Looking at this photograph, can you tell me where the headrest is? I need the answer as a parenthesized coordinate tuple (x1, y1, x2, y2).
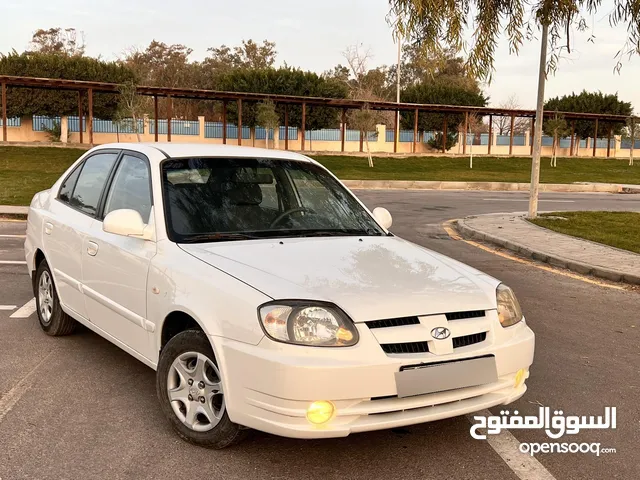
(227, 182, 263, 206)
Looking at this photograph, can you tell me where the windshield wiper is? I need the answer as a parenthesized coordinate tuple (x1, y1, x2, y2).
(180, 233, 262, 243)
(281, 229, 381, 238)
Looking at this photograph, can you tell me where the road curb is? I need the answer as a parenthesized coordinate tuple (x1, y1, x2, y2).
(455, 216, 640, 285)
(342, 180, 634, 193)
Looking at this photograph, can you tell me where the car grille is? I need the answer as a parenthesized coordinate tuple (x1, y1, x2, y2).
(380, 332, 487, 355)
(366, 317, 420, 329)
(445, 310, 485, 321)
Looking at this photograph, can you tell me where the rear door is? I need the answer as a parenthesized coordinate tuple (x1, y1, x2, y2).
(81, 151, 156, 360)
(43, 151, 120, 320)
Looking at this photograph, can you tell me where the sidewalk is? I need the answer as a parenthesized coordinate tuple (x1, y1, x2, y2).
(0, 205, 28, 216)
(457, 213, 640, 284)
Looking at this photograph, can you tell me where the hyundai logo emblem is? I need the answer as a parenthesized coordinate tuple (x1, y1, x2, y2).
(431, 327, 451, 340)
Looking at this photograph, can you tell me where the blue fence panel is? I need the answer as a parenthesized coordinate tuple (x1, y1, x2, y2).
(33, 116, 61, 131)
(255, 127, 275, 140)
(385, 130, 394, 143)
(345, 129, 360, 142)
(423, 131, 436, 142)
(620, 139, 640, 149)
(479, 133, 490, 145)
(279, 126, 298, 141)
(0, 117, 21, 127)
(204, 122, 251, 139)
(399, 130, 414, 143)
(67, 116, 86, 132)
(150, 119, 199, 136)
(496, 134, 525, 146)
(595, 138, 615, 149)
(93, 118, 144, 133)
(305, 129, 341, 141)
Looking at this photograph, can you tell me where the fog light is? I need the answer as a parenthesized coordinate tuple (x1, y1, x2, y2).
(306, 400, 335, 425)
(514, 368, 528, 388)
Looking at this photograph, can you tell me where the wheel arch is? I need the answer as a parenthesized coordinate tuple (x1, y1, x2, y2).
(159, 309, 211, 354)
(31, 248, 47, 295)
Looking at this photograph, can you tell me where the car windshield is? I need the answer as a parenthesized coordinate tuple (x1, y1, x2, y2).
(161, 157, 385, 243)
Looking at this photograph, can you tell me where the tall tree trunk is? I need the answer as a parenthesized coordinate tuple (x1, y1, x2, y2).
(630, 127, 635, 166)
(365, 135, 373, 167)
(469, 130, 473, 169)
(133, 114, 141, 143)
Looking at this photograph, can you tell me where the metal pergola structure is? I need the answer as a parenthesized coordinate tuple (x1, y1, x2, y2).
(0, 74, 633, 157)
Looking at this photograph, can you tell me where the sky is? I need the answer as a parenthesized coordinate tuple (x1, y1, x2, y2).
(1, 0, 639, 111)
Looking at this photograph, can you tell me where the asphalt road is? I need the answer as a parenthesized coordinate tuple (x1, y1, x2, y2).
(0, 190, 639, 480)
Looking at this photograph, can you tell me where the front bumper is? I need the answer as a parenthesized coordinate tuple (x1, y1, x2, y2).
(211, 320, 535, 439)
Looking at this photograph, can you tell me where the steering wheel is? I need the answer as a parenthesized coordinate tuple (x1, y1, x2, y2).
(269, 207, 316, 228)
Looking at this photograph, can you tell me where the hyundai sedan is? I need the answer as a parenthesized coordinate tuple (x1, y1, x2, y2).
(25, 143, 535, 448)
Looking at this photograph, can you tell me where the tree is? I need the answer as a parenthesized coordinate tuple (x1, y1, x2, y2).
(493, 95, 529, 135)
(29, 28, 85, 57)
(115, 81, 146, 142)
(255, 101, 279, 149)
(0, 51, 135, 118)
(466, 113, 484, 168)
(623, 116, 639, 166)
(204, 40, 276, 72)
(543, 113, 569, 167)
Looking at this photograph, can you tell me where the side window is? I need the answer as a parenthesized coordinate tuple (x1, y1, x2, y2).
(58, 164, 82, 203)
(70, 153, 118, 216)
(104, 154, 152, 222)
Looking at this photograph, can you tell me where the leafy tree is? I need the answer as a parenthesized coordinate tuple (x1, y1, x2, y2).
(543, 113, 569, 167)
(115, 81, 146, 142)
(29, 27, 85, 57)
(204, 40, 276, 72)
(623, 116, 639, 166)
(544, 91, 632, 143)
(0, 51, 135, 118)
(493, 95, 529, 135)
(255, 100, 279, 149)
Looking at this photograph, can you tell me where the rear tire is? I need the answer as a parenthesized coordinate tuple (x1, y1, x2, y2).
(35, 260, 76, 336)
(156, 330, 247, 448)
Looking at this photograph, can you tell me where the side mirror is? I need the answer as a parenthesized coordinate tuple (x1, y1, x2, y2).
(103, 209, 153, 240)
(372, 207, 392, 230)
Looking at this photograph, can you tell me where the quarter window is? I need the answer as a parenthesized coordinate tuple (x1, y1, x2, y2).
(58, 164, 82, 203)
(70, 153, 118, 216)
(104, 154, 152, 222)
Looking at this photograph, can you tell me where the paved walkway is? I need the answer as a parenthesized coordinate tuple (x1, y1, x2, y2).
(0, 205, 28, 215)
(457, 213, 640, 284)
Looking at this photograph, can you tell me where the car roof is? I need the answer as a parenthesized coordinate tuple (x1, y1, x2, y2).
(91, 143, 316, 164)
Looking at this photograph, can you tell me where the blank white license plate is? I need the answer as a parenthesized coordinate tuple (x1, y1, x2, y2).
(394, 355, 498, 398)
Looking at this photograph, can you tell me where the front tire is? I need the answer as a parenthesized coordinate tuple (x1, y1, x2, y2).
(35, 260, 76, 336)
(156, 330, 246, 448)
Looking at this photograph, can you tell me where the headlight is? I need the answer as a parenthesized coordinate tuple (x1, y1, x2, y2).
(496, 284, 523, 327)
(258, 302, 359, 347)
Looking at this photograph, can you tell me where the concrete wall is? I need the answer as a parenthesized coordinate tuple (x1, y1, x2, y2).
(0, 115, 631, 158)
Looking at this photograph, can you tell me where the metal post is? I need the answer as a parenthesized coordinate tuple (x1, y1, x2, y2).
(167, 95, 172, 142)
(442, 117, 447, 153)
(222, 101, 227, 145)
(530, 119, 535, 155)
(78, 90, 84, 144)
(463, 112, 468, 155)
(301, 102, 306, 151)
(284, 104, 289, 151)
(413, 108, 418, 154)
(87, 88, 93, 146)
(607, 125, 612, 158)
(237, 99, 242, 146)
(488, 114, 492, 155)
(393, 109, 399, 153)
(341, 108, 346, 152)
(1, 82, 6, 142)
(359, 130, 364, 152)
(592, 118, 598, 157)
(154, 96, 158, 142)
(570, 121, 575, 156)
(509, 114, 515, 155)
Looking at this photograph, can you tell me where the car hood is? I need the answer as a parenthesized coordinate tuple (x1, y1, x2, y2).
(180, 236, 499, 322)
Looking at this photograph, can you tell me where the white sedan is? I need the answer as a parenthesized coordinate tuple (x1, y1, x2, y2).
(25, 143, 534, 448)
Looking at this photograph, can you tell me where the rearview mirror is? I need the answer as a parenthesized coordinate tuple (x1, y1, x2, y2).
(372, 207, 392, 230)
(103, 209, 153, 240)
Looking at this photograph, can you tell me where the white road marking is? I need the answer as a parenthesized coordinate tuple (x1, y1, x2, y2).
(0, 234, 26, 238)
(10, 298, 36, 318)
(482, 199, 575, 203)
(0, 260, 27, 265)
(0, 305, 16, 311)
(467, 410, 557, 480)
(0, 350, 56, 425)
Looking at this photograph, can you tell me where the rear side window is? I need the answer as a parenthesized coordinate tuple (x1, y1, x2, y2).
(58, 164, 82, 203)
(104, 154, 152, 222)
(70, 153, 118, 216)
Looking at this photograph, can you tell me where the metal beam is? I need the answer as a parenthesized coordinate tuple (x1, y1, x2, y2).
(341, 108, 346, 153)
(1, 82, 6, 142)
(154, 96, 158, 142)
(78, 90, 84, 144)
(237, 99, 242, 146)
(87, 88, 93, 146)
(607, 125, 612, 158)
(284, 104, 289, 151)
(488, 114, 492, 155)
(570, 121, 575, 156)
(301, 102, 306, 151)
(413, 108, 418, 154)
(393, 110, 398, 153)
(463, 112, 468, 155)
(222, 101, 227, 145)
(442, 117, 447, 153)
(509, 114, 515, 155)
(167, 95, 172, 142)
(593, 118, 598, 157)
(359, 130, 364, 152)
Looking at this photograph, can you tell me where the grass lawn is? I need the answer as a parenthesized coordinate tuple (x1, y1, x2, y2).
(1, 146, 639, 205)
(313, 155, 640, 184)
(530, 211, 640, 254)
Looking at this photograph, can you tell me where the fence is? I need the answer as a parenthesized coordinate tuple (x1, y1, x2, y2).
(204, 122, 251, 139)
(0, 117, 21, 127)
(149, 119, 199, 136)
(93, 118, 144, 134)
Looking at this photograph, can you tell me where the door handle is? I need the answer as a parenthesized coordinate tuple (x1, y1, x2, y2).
(87, 241, 99, 256)
(44, 222, 53, 235)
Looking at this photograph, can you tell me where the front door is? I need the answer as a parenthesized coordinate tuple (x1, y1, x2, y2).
(81, 152, 156, 360)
